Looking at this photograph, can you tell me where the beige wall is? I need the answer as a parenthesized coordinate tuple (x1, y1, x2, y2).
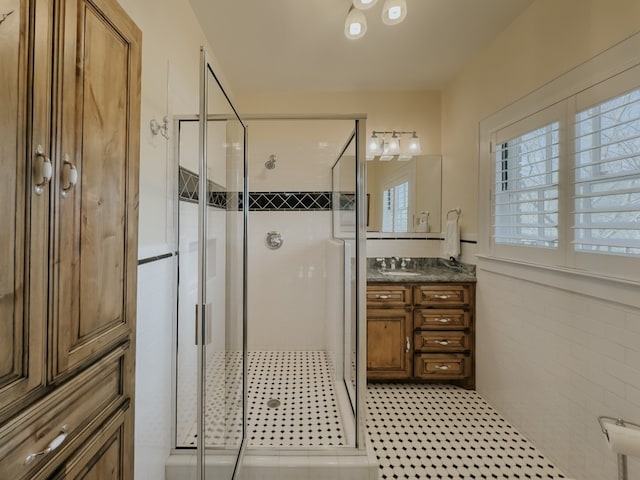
(441, 0, 640, 235)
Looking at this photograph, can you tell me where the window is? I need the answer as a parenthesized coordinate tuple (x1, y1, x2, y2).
(494, 121, 560, 248)
(382, 180, 409, 232)
(480, 38, 640, 281)
(574, 86, 640, 256)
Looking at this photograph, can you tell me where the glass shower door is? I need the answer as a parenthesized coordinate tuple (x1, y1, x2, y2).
(196, 48, 247, 480)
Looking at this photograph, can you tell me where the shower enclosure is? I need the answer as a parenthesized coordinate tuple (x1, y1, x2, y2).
(168, 49, 369, 480)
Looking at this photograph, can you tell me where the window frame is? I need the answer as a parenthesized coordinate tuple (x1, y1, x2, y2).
(479, 37, 640, 283)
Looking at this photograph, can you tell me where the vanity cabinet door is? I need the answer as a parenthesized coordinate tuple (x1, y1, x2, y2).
(367, 308, 413, 379)
(0, 0, 53, 421)
(51, 0, 141, 380)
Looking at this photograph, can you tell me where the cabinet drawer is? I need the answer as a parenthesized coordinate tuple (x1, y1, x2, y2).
(367, 285, 411, 307)
(0, 346, 128, 480)
(414, 331, 470, 352)
(414, 354, 471, 380)
(414, 285, 470, 307)
(414, 309, 470, 330)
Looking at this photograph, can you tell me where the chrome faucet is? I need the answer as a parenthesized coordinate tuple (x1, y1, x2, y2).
(390, 257, 400, 270)
(376, 257, 387, 269)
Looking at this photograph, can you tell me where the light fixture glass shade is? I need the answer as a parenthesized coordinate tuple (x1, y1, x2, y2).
(345, 7, 367, 40)
(353, 0, 378, 10)
(367, 134, 382, 155)
(387, 133, 401, 155)
(382, 0, 407, 25)
(406, 132, 422, 154)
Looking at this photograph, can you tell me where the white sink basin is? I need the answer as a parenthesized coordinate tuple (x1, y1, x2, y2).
(381, 270, 421, 276)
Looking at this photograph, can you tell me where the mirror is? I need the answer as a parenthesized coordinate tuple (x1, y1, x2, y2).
(366, 155, 442, 234)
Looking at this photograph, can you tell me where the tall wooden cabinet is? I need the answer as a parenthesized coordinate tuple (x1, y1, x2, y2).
(0, 0, 141, 478)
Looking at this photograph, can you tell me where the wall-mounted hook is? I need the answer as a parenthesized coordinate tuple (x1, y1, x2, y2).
(150, 116, 169, 139)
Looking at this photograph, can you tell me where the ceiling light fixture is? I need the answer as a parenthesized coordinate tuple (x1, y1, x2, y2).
(366, 130, 422, 161)
(353, 0, 378, 10)
(344, 0, 408, 40)
(382, 0, 407, 25)
(345, 6, 367, 40)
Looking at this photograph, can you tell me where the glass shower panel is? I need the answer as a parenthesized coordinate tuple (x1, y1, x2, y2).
(332, 133, 357, 413)
(197, 49, 246, 480)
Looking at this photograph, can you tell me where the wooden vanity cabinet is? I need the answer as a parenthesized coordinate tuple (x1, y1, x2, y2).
(367, 282, 475, 389)
(0, 0, 140, 478)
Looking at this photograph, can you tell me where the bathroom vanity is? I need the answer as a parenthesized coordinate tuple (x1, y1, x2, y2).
(366, 258, 476, 389)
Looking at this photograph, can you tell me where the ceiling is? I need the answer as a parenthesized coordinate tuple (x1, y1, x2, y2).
(189, 0, 534, 93)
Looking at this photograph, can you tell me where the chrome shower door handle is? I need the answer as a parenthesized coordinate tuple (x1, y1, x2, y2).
(266, 231, 283, 250)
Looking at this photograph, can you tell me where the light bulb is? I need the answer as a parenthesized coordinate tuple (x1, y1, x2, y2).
(382, 0, 407, 25)
(353, 0, 378, 10)
(388, 133, 400, 155)
(407, 132, 422, 154)
(345, 7, 367, 40)
(368, 134, 382, 155)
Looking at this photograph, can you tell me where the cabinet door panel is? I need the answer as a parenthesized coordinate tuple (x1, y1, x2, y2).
(367, 308, 412, 379)
(53, 0, 141, 379)
(0, 0, 51, 420)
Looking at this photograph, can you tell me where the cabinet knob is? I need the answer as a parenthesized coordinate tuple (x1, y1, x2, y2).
(25, 425, 68, 465)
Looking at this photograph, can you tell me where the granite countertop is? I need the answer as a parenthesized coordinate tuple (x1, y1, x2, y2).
(367, 257, 476, 283)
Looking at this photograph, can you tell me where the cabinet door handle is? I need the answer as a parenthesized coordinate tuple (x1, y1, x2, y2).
(435, 339, 450, 346)
(60, 154, 78, 198)
(375, 294, 390, 299)
(435, 364, 450, 371)
(437, 318, 451, 324)
(405, 336, 411, 353)
(33, 144, 52, 195)
(433, 294, 451, 300)
(25, 425, 68, 465)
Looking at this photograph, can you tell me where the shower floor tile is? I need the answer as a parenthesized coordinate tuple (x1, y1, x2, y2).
(182, 350, 345, 448)
(367, 383, 567, 479)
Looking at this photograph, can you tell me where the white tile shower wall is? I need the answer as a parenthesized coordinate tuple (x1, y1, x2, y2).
(476, 268, 640, 480)
(248, 211, 331, 350)
(325, 239, 345, 374)
(135, 257, 175, 480)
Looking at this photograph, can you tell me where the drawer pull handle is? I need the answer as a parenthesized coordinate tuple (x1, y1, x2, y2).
(435, 340, 450, 346)
(437, 318, 451, 323)
(375, 294, 391, 299)
(405, 336, 411, 353)
(25, 425, 68, 465)
(433, 294, 452, 300)
(435, 364, 450, 371)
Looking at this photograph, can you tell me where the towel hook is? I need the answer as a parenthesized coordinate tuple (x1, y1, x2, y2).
(446, 207, 461, 220)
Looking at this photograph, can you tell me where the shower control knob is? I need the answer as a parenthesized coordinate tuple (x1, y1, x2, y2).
(266, 231, 283, 250)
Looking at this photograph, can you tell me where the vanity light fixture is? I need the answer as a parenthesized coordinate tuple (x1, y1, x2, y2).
(344, 0, 408, 40)
(367, 130, 422, 160)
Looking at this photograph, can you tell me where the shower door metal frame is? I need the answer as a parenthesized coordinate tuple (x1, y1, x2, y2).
(239, 114, 368, 450)
(196, 47, 248, 480)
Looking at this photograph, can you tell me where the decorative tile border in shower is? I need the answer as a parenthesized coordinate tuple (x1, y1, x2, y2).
(179, 166, 358, 212)
(248, 191, 331, 211)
